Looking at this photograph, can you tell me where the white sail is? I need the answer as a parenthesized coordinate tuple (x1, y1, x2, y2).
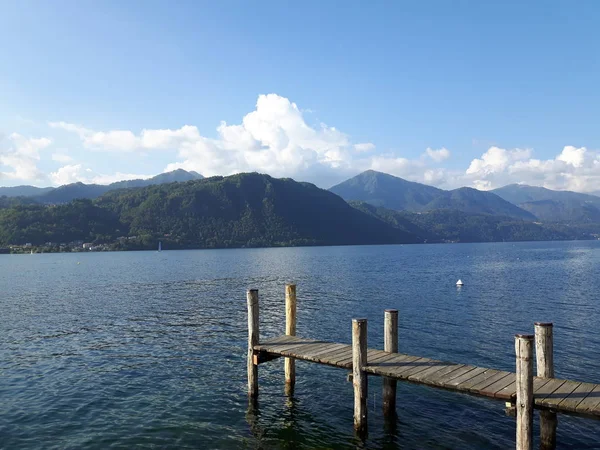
(456, 279, 463, 286)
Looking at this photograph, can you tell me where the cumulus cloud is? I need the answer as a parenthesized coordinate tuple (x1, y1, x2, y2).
(42, 93, 600, 192)
(0, 133, 52, 182)
(425, 147, 450, 162)
(354, 143, 376, 153)
(49, 164, 153, 186)
(52, 152, 73, 163)
(462, 145, 600, 192)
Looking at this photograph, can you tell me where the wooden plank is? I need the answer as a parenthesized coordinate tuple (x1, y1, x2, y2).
(397, 358, 445, 380)
(558, 382, 597, 412)
(366, 349, 388, 362)
(495, 380, 517, 400)
(407, 362, 456, 382)
(372, 356, 422, 378)
(442, 367, 488, 390)
(256, 335, 298, 346)
(540, 380, 580, 409)
(288, 343, 343, 362)
(303, 343, 348, 360)
(368, 350, 404, 365)
(274, 340, 330, 356)
(459, 369, 502, 392)
(534, 378, 567, 407)
(418, 364, 466, 386)
(255, 336, 307, 352)
(322, 346, 353, 364)
(252, 333, 600, 417)
(470, 371, 511, 394)
(381, 357, 430, 379)
(290, 342, 338, 357)
(452, 367, 491, 391)
(429, 365, 477, 388)
(478, 373, 515, 398)
(575, 385, 600, 414)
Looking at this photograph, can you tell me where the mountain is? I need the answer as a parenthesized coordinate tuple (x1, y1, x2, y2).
(0, 173, 419, 248)
(330, 170, 442, 210)
(351, 202, 598, 243)
(0, 186, 54, 197)
(492, 184, 600, 222)
(330, 170, 534, 220)
(34, 169, 204, 204)
(424, 187, 536, 220)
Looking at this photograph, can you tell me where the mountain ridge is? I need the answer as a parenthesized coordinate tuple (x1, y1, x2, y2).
(330, 170, 535, 220)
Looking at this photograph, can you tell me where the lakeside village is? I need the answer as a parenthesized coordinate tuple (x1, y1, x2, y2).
(0, 236, 162, 254)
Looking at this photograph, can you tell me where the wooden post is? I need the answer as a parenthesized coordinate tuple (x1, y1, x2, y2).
(535, 322, 557, 450)
(383, 309, 398, 417)
(352, 318, 368, 436)
(515, 334, 534, 450)
(285, 284, 297, 394)
(247, 289, 259, 397)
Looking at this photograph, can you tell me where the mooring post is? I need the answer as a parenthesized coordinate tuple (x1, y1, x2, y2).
(535, 322, 557, 450)
(247, 289, 259, 397)
(515, 334, 534, 450)
(285, 284, 297, 395)
(383, 309, 398, 417)
(352, 318, 368, 436)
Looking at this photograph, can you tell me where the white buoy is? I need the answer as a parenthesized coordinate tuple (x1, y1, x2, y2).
(456, 279, 464, 286)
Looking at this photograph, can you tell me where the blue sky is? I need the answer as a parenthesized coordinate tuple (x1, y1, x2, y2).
(2, 1, 600, 191)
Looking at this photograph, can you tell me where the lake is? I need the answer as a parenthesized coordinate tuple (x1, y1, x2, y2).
(1, 241, 600, 449)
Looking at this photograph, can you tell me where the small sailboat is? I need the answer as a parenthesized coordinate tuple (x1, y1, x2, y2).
(158, 241, 162, 252)
(456, 279, 464, 286)
(30, 249, 33, 255)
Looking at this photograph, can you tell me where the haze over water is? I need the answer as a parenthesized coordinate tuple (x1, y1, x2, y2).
(2, 241, 600, 449)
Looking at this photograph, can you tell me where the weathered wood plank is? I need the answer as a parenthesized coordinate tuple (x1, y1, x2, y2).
(534, 378, 567, 406)
(398, 358, 446, 380)
(458, 369, 501, 392)
(575, 385, 600, 414)
(540, 381, 580, 409)
(452, 367, 492, 391)
(558, 382, 597, 412)
(429, 365, 477, 388)
(252, 334, 600, 416)
(478, 373, 516, 398)
(407, 362, 456, 382)
(418, 364, 466, 386)
(469, 371, 512, 394)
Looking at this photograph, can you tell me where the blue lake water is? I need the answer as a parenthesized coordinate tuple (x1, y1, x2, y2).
(1, 241, 600, 449)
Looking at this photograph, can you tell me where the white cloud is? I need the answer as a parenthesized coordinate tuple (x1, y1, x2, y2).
(49, 164, 153, 186)
(425, 147, 450, 162)
(354, 143, 376, 153)
(0, 133, 52, 182)
(52, 152, 73, 163)
(461, 145, 600, 192)
(41, 94, 600, 193)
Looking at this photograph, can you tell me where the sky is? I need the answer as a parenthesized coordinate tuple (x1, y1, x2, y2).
(2, 0, 600, 192)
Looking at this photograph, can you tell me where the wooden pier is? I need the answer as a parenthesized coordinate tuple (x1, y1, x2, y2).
(247, 286, 600, 449)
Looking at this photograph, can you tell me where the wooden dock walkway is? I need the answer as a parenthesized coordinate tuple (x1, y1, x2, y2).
(246, 286, 600, 449)
(254, 335, 600, 416)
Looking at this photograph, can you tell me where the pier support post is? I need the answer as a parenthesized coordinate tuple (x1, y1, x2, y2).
(383, 309, 398, 417)
(247, 289, 259, 397)
(515, 334, 534, 450)
(352, 318, 368, 436)
(535, 322, 557, 450)
(285, 284, 297, 395)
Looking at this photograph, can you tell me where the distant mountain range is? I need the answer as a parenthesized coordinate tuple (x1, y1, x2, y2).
(2, 169, 600, 250)
(0, 169, 203, 204)
(329, 170, 535, 220)
(491, 184, 600, 223)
